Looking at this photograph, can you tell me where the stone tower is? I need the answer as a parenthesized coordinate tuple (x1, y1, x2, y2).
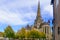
(51, 0, 60, 40)
(34, 0, 43, 29)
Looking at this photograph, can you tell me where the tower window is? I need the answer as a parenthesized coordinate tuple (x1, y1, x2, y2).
(47, 27, 49, 34)
(58, 27, 60, 34)
(45, 27, 46, 33)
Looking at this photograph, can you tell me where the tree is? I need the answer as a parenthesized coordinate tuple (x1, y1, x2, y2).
(16, 28, 26, 39)
(4, 25, 15, 40)
(40, 32, 46, 38)
(25, 30, 30, 38)
(29, 29, 41, 38)
(29, 29, 46, 40)
(39, 32, 46, 40)
(0, 32, 4, 37)
(16, 27, 46, 40)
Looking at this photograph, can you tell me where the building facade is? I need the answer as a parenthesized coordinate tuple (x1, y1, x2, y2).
(34, 0, 52, 40)
(51, 0, 60, 40)
(26, 0, 52, 40)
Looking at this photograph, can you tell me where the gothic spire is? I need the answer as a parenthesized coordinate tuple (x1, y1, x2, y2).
(37, 0, 40, 17)
(34, 0, 42, 29)
(36, 0, 41, 19)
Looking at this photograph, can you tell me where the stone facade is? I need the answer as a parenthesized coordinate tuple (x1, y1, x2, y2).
(26, 0, 52, 40)
(51, 0, 60, 40)
(39, 23, 52, 40)
(34, 1, 43, 29)
(34, 0, 52, 40)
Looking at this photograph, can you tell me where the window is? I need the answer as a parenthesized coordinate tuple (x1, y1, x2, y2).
(45, 27, 46, 33)
(47, 27, 49, 34)
(44, 26, 49, 34)
(58, 27, 60, 34)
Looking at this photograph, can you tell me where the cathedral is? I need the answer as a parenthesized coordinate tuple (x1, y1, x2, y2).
(25, 0, 52, 40)
(51, 0, 60, 40)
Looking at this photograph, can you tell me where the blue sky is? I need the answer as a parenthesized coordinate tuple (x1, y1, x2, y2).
(0, 0, 53, 32)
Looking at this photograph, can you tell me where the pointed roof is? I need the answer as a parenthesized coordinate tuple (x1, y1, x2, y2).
(37, 0, 41, 17)
(34, 0, 43, 28)
(35, 0, 42, 22)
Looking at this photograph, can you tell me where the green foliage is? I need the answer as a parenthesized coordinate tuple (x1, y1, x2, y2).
(29, 29, 41, 38)
(25, 31, 30, 38)
(39, 32, 46, 38)
(14, 34, 19, 39)
(16, 28, 26, 39)
(0, 32, 4, 37)
(16, 28, 46, 39)
(4, 26, 46, 39)
(4, 25, 15, 38)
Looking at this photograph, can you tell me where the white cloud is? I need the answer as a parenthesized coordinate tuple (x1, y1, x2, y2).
(0, 0, 38, 25)
(0, 10, 23, 25)
(44, 5, 53, 17)
(0, 0, 38, 8)
(0, 8, 36, 25)
(40, 0, 53, 18)
(0, 0, 53, 26)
